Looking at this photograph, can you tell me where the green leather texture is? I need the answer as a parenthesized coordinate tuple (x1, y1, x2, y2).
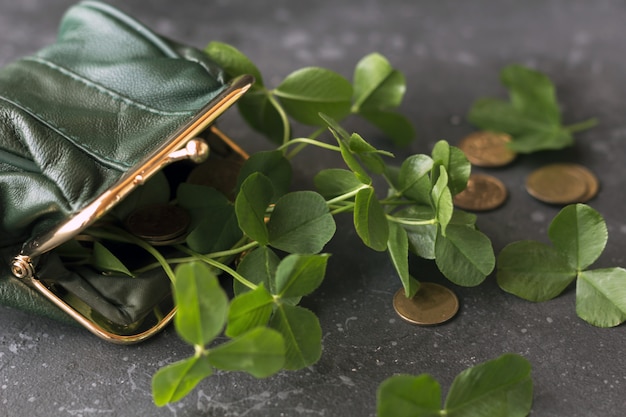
(0, 1, 229, 325)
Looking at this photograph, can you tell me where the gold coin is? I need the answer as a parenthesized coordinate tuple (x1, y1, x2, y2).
(453, 173, 507, 211)
(125, 204, 191, 245)
(392, 283, 459, 326)
(458, 131, 517, 167)
(525, 163, 598, 205)
(571, 164, 599, 203)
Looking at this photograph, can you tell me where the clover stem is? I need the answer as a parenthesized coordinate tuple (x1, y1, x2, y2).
(86, 227, 177, 282)
(278, 138, 341, 159)
(325, 184, 371, 206)
(565, 117, 598, 133)
(176, 245, 259, 290)
(267, 92, 291, 146)
(387, 215, 437, 226)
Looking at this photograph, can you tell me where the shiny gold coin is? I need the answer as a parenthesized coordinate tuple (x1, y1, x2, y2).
(125, 204, 191, 245)
(186, 158, 243, 201)
(572, 164, 599, 203)
(458, 131, 517, 167)
(525, 163, 598, 204)
(453, 173, 507, 211)
(392, 283, 459, 326)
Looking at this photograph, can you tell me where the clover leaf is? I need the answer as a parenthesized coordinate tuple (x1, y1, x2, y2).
(468, 64, 597, 153)
(377, 354, 533, 417)
(498, 204, 626, 327)
(274, 67, 353, 125)
(352, 52, 415, 146)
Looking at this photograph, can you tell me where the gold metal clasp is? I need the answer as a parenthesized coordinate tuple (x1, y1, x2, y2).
(10, 75, 253, 344)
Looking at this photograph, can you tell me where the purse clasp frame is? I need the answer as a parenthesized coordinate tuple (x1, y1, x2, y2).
(10, 74, 253, 344)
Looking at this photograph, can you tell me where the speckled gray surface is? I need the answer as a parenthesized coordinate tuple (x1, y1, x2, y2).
(1, 0, 626, 416)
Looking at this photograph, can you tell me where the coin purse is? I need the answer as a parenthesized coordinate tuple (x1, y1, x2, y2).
(0, 1, 252, 343)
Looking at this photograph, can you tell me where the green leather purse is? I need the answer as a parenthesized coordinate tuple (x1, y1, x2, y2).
(0, 1, 252, 343)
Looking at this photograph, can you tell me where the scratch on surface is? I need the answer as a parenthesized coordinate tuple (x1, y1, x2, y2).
(196, 387, 325, 416)
(344, 316, 357, 330)
(126, 364, 138, 391)
(60, 407, 114, 416)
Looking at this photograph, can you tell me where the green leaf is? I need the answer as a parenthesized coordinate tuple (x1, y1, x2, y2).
(90, 242, 134, 277)
(444, 353, 533, 417)
(497, 240, 576, 302)
(225, 284, 275, 337)
(235, 172, 274, 245)
(234, 246, 280, 295)
(321, 113, 372, 184)
(354, 187, 389, 251)
(548, 204, 608, 271)
(376, 354, 533, 417)
(177, 184, 242, 254)
(348, 132, 388, 174)
(387, 220, 419, 298)
(431, 141, 470, 196)
(500, 64, 560, 124)
(507, 128, 573, 153)
(236, 150, 292, 200)
(467, 65, 594, 153)
(468, 98, 538, 136)
(377, 374, 442, 417)
(435, 225, 494, 287)
(204, 41, 264, 88)
(576, 268, 626, 327)
(352, 52, 406, 112)
(274, 254, 330, 299)
(207, 327, 285, 378)
(431, 166, 453, 235)
(314, 168, 363, 198)
(237, 91, 288, 144)
(152, 356, 213, 407)
(267, 191, 336, 253)
(338, 136, 372, 184)
(269, 304, 322, 370)
(274, 67, 353, 125)
(397, 154, 434, 195)
(361, 110, 416, 146)
(174, 262, 228, 346)
(393, 205, 437, 259)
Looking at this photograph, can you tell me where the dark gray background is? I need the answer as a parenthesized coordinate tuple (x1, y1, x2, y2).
(1, 0, 626, 416)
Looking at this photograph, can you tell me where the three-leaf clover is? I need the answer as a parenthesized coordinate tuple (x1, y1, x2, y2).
(497, 203, 626, 327)
(377, 353, 533, 417)
(468, 64, 597, 153)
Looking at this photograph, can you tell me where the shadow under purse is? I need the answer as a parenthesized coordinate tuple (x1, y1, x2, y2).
(0, 1, 253, 343)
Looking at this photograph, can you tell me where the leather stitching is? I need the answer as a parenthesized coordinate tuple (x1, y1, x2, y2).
(0, 94, 132, 171)
(23, 57, 193, 117)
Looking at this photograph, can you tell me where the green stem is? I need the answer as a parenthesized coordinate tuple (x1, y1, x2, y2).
(565, 117, 598, 133)
(277, 138, 341, 157)
(86, 227, 177, 282)
(267, 91, 291, 147)
(176, 245, 259, 291)
(325, 184, 370, 206)
(387, 215, 437, 226)
(330, 204, 356, 215)
(283, 127, 330, 159)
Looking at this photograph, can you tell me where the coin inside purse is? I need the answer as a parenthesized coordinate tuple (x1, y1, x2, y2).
(18, 125, 248, 344)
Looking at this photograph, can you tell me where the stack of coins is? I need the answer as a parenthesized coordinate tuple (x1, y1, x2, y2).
(525, 163, 599, 204)
(455, 131, 514, 211)
(125, 204, 191, 246)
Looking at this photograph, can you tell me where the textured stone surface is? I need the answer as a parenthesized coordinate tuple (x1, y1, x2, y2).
(1, 1, 626, 416)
